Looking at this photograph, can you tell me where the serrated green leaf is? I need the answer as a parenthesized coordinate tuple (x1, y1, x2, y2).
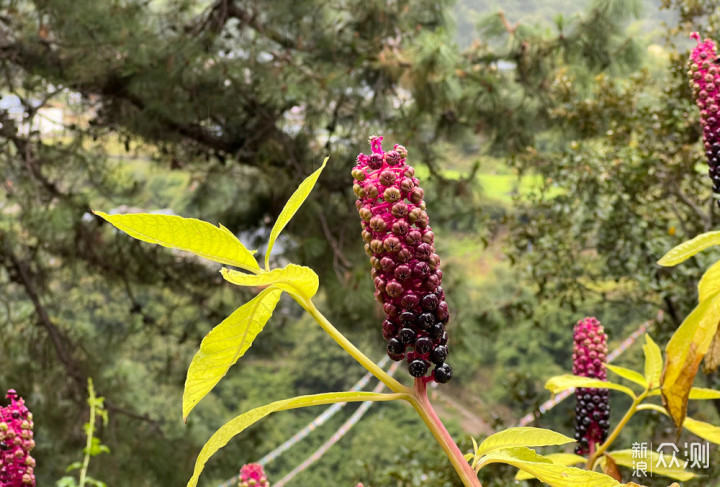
(94, 212, 259, 272)
(222, 264, 319, 300)
(265, 157, 328, 270)
(658, 231, 720, 267)
(515, 453, 586, 480)
(699, 259, 720, 302)
(606, 365, 647, 388)
(474, 427, 574, 458)
(639, 403, 720, 444)
(662, 290, 720, 429)
(608, 449, 695, 481)
(545, 374, 636, 399)
(478, 447, 619, 486)
(183, 288, 282, 420)
(187, 391, 400, 487)
(643, 334, 663, 389)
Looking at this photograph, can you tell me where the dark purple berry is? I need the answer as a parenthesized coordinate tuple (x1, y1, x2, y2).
(387, 338, 404, 355)
(430, 345, 448, 364)
(417, 312, 435, 330)
(409, 360, 428, 377)
(421, 294, 439, 311)
(415, 337, 433, 354)
(434, 363, 453, 383)
(398, 327, 416, 344)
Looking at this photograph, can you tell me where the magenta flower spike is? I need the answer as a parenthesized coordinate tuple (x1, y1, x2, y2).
(0, 390, 35, 487)
(572, 317, 610, 456)
(689, 32, 720, 205)
(352, 136, 452, 383)
(238, 463, 269, 487)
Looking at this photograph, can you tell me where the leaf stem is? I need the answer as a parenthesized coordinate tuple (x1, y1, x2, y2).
(586, 388, 649, 470)
(409, 379, 483, 487)
(303, 299, 409, 394)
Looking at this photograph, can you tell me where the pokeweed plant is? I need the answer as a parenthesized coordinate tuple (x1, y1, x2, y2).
(94, 138, 720, 487)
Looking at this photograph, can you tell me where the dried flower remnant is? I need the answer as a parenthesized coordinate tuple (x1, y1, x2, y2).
(689, 32, 720, 206)
(572, 317, 610, 456)
(0, 390, 35, 487)
(353, 136, 452, 383)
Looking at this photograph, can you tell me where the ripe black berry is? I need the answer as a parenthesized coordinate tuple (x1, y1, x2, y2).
(430, 345, 448, 364)
(387, 338, 404, 355)
(434, 363, 453, 383)
(414, 337, 433, 354)
(398, 327, 416, 344)
(408, 360, 428, 377)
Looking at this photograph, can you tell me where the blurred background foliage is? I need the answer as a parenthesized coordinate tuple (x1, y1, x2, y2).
(2, 0, 720, 485)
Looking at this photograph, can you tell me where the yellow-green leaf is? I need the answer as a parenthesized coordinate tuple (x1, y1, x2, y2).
(608, 449, 695, 481)
(643, 334, 663, 389)
(94, 212, 259, 272)
(687, 387, 720, 400)
(606, 365, 647, 388)
(265, 157, 328, 270)
(699, 259, 720, 302)
(222, 264, 319, 300)
(479, 447, 619, 486)
(662, 290, 720, 429)
(515, 453, 586, 480)
(474, 427, 574, 458)
(545, 374, 636, 399)
(703, 328, 720, 373)
(183, 288, 282, 420)
(187, 391, 400, 487)
(658, 231, 720, 267)
(638, 403, 720, 444)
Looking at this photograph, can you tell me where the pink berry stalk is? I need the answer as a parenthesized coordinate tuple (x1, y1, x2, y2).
(238, 463, 269, 487)
(689, 32, 720, 205)
(0, 390, 35, 487)
(352, 136, 452, 383)
(572, 317, 609, 455)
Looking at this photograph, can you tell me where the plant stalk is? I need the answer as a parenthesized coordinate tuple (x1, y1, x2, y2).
(410, 379, 483, 487)
(78, 379, 96, 487)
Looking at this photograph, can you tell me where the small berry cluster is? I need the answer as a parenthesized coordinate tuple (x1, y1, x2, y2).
(238, 463, 269, 487)
(0, 390, 35, 487)
(572, 317, 610, 456)
(353, 136, 452, 383)
(689, 32, 720, 206)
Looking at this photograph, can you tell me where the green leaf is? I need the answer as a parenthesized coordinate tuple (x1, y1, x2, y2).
(545, 374, 636, 399)
(94, 212, 259, 272)
(474, 427, 574, 458)
(606, 365, 647, 388)
(638, 403, 720, 444)
(699, 259, 720, 302)
(265, 157, 328, 270)
(183, 288, 282, 420)
(642, 334, 663, 389)
(662, 290, 720, 429)
(187, 390, 400, 487)
(478, 447, 619, 486)
(607, 449, 695, 481)
(222, 264, 319, 300)
(515, 453, 586, 480)
(658, 231, 720, 267)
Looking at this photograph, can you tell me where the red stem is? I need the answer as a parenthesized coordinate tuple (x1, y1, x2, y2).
(412, 379, 483, 487)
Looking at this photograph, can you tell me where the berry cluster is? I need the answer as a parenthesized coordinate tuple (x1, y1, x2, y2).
(572, 317, 610, 456)
(689, 32, 720, 206)
(353, 136, 452, 383)
(0, 390, 35, 487)
(238, 463, 269, 487)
